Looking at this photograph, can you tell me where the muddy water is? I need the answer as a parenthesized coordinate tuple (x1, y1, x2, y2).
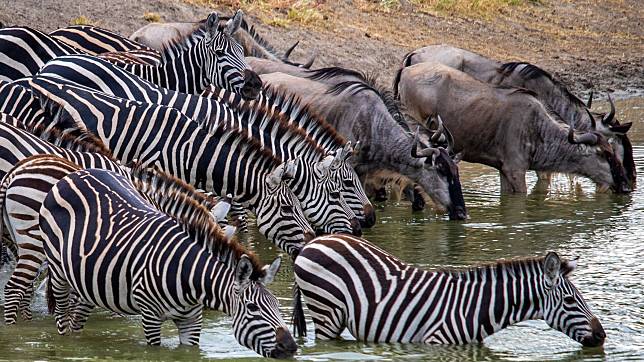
(0, 98, 643, 361)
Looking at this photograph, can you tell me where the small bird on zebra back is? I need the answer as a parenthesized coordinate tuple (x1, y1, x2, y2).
(292, 234, 606, 347)
(39, 168, 297, 358)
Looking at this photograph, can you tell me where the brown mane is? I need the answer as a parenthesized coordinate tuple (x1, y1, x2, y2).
(129, 165, 265, 278)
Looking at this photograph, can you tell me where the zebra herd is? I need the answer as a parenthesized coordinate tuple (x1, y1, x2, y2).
(0, 8, 612, 358)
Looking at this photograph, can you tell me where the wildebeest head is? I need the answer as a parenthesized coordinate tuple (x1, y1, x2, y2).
(568, 108, 631, 194)
(585, 94, 636, 188)
(411, 117, 467, 220)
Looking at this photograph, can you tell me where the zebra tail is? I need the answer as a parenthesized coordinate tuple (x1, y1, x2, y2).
(291, 280, 307, 338)
(290, 247, 307, 337)
(46, 270, 55, 314)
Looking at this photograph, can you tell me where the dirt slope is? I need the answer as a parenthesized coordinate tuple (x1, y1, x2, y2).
(0, 0, 641, 96)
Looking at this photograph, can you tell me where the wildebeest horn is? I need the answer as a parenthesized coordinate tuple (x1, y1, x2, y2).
(568, 128, 599, 146)
(283, 41, 299, 60)
(301, 52, 316, 69)
(586, 90, 593, 109)
(602, 93, 615, 125)
(411, 127, 440, 159)
(430, 115, 445, 143)
(585, 108, 597, 130)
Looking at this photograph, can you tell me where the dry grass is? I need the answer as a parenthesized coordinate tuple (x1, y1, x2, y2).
(70, 15, 93, 26)
(183, 0, 327, 28)
(143, 12, 162, 22)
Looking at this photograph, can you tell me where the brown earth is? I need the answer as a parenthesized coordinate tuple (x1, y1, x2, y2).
(0, 0, 642, 97)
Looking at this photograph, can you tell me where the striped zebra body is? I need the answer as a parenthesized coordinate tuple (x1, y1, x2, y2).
(39, 168, 296, 357)
(49, 25, 161, 63)
(293, 234, 606, 347)
(0, 80, 46, 127)
(0, 26, 79, 82)
(29, 78, 314, 256)
(36, 54, 373, 228)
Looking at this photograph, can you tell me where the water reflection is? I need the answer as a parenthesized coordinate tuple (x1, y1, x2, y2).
(0, 97, 642, 361)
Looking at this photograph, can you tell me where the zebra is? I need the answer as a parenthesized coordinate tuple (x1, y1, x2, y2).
(39, 168, 297, 357)
(0, 11, 259, 98)
(292, 234, 606, 347)
(28, 78, 315, 256)
(28, 62, 358, 236)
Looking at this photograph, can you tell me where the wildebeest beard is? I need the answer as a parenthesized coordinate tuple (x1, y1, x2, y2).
(619, 135, 636, 188)
(434, 148, 467, 219)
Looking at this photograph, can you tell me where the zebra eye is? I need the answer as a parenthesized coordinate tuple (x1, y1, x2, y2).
(343, 180, 353, 187)
(246, 303, 260, 312)
(330, 191, 341, 198)
(563, 296, 575, 305)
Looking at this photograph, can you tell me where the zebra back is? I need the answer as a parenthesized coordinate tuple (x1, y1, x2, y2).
(49, 25, 160, 58)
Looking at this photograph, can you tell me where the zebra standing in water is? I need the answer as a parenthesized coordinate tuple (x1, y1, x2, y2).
(293, 235, 606, 347)
(39, 168, 297, 357)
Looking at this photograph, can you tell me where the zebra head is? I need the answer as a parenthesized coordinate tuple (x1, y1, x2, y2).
(332, 142, 376, 228)
(258, 160, 315, 257)
(541, 252, 606, 347)
(232, 256, 297, 358)
(203, 11, 262, 100)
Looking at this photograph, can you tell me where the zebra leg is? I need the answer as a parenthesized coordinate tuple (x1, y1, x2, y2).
(308, 305, 346, 340)
(49, 275, 72, 335)
(140, 308, 163, 345)
(70, 299, 95, 332)
(3, 277, 26, 324)
(19, 284, 34, 321)
(174, 313, 203, 345)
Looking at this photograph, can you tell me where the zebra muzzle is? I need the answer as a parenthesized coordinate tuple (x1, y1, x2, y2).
(241, 69, 262, 100)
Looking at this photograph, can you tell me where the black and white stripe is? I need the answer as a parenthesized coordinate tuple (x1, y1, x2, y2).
(33, 56, 356, 234)
(39, 167, 296, 357)
(28, 77, 315, 256)
(293, 234, 606, 347)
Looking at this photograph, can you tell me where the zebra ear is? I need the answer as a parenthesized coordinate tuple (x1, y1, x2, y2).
(235, 255, 254, 288)
(205, 12, 220, 38)
(260, 257, 281, 285)
(224, 10, 243, 36)
(316, 154, 335, 173)
(266, 163, 286, 188)
(210, 200, 231, 222)
(544, 252, 561, 284)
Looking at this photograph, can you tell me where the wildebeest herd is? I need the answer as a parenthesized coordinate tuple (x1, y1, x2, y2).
(0, 8, 628, 357)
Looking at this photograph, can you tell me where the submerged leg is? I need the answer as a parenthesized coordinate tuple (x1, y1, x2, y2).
(141, 308, 163, 345)
(70, 299, 95, 332)
(174, 312, 203, 346)
(500, 169, 527, 194)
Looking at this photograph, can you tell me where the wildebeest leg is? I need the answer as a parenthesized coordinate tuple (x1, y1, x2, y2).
(533, 171, 552, 194)
(374, 187, 388, 202)
(500, 169, 527, 194)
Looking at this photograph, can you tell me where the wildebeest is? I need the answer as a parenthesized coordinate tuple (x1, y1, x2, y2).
(396, 62, 631, 194)
(260, 72, 467, 220)
(397, 44, 636, 188)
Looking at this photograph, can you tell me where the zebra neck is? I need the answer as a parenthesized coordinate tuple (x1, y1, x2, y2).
(201, 257, 236, 314)
(144, 43, 207, 94)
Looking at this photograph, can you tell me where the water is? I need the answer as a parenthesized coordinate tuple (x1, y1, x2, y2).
(1, 98, 643, 361)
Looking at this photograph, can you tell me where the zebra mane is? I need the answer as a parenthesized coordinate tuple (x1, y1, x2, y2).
(438, 256, 549, 280)
(157, 25, 206, 62)
(261, 84, 348, 147)
(201, 111, 284, 167)
(11, 111, 115, 158)
(129, 164, 265, 279)
(499, 62, 588, 109)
